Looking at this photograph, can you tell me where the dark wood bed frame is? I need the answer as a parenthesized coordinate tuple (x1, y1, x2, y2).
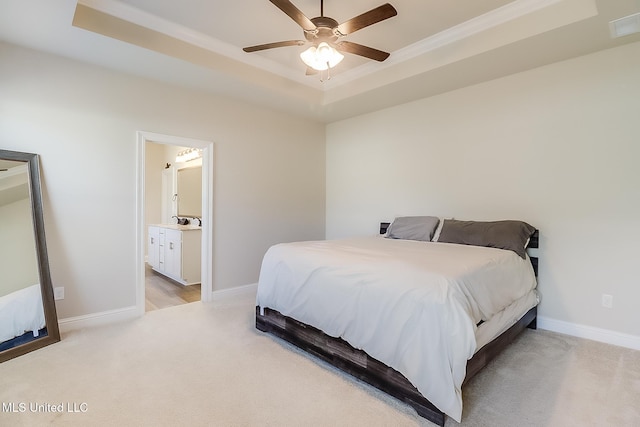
(256, 226, 539, 426)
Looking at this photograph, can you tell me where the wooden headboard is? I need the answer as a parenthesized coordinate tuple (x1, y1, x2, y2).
(527, 231, 539, 276)
(379, 222, 539, 276)
(379, 222, 391, 235)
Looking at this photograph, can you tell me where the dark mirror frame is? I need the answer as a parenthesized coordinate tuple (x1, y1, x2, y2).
(0, 149, 60, 363)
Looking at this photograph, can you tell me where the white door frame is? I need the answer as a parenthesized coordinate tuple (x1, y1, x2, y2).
(135, 131, 214, 315)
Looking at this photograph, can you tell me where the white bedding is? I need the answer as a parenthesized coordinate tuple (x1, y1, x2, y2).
(256, 236, 537, 422)
(0, 284, 46, 343)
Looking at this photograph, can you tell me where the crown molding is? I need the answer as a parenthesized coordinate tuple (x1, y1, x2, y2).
(323, 0, 565, 90)
(78, 0, 575, 95)
(393, 0, 564, 64)
(76, 0, 320, 89)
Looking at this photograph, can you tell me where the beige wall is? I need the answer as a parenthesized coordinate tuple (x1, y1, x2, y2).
(3, 36, 639, 343)
(0, 42, 326, 319)
(327, 41, 640, 339)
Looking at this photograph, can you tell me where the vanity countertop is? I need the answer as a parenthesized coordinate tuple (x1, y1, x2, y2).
(151, 224, 202, 231)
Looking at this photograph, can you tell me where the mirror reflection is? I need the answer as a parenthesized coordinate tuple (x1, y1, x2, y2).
(177, 166, 202, 219)
(0, 159, 46, 350)
(0, 151, 60, 361)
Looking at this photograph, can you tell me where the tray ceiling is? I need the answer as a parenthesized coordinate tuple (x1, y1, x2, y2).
(1, 0, 639, 122)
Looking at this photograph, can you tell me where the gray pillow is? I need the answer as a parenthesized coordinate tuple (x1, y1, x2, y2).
(437, 219, 536, 259)
(386, 216, 441, 242)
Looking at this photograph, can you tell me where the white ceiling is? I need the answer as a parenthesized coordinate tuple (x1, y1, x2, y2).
(1, 0, 639, 122)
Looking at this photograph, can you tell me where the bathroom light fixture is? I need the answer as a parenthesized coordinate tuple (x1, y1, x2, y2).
(176, 148, 202, 163)
(300, 42, 344, 71)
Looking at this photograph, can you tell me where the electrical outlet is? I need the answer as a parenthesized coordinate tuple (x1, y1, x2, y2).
(602, 294, 613, 309)
(54, 287, 64, 301)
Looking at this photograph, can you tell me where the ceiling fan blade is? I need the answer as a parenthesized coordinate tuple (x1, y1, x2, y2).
(335, 3, 397, 35)
(243, 40, 306, 53)
(269, 0, 316, 32)
(336, 41, 390, 62)
(305, 67, 318, 76)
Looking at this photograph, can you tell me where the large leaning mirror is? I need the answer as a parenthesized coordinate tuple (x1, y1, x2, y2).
(0, 149, 60, 363)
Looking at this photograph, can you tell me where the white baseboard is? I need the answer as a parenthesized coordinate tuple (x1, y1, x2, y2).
(210, 283, 258, 301)
(57, 284, 257, 333)
(58, 305, 139, 333)
(537, 316, 640, 351)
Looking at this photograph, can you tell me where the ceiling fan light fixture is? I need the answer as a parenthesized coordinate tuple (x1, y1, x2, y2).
(300, 42, 344, 71)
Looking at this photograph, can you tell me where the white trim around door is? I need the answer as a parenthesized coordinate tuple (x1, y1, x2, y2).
(135, 131, 215, 316)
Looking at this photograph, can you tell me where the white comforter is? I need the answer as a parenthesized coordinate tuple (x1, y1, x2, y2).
(256, 236, 537, 422)
(0, 284, 46, 343)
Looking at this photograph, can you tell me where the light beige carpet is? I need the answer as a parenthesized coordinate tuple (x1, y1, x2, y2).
(1, 289, 639, 427)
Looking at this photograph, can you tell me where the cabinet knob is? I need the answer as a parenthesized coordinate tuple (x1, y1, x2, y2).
(169, 242, 174, 250)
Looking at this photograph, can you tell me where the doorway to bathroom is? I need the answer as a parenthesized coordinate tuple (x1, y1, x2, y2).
(135, 132, 214, 315)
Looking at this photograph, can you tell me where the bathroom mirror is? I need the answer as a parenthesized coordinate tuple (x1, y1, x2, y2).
(0, 149, 60, 363)
(177, 166, 202, 218)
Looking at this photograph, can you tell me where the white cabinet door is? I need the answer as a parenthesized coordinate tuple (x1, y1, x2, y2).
(148, 225, 200, 285)
(148, 226, 160, 269)
(163, 228, 182, 280)
(181, 230, 202, 284)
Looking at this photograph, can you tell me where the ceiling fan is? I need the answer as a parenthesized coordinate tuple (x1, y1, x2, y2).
(243, 0, 397, 76)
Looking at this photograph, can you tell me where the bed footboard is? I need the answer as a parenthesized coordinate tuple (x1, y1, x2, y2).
(256, 306, 446, 425)
(256, 305, 537, 426)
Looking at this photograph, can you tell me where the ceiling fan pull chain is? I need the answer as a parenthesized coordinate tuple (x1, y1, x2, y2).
(319, 63, 331, 82)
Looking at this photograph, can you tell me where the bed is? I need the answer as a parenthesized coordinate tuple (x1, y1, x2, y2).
(0, 284, 46, 345)
(256, 217, 539, 425)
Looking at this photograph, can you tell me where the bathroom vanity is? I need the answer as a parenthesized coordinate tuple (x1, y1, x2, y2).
(148, 224, 201, 285)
